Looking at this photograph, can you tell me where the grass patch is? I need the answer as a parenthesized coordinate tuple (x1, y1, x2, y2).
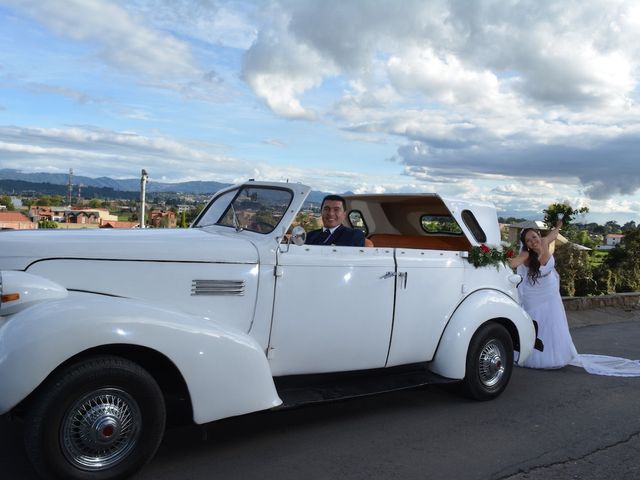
(590, 250, 608, 267)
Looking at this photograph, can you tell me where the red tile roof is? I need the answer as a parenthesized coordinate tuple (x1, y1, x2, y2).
(0, 212, 30, 222)
(99, 221, 139, 229)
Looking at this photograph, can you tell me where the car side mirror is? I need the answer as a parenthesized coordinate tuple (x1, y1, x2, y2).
(291, 225, 306, 246)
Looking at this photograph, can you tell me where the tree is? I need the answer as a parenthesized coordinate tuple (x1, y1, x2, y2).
(574, 230, 597, 249)
(293, 212, 320, 232)
(554, 243, 595, 296)
(179, 210, 188, 228)
(185, 204, 205, 224)
(37, 219, 59, 229)
(543, 203, 589, 228)
(604, 220, 622, 234)
(603, 229, 640, 293)
(0, 195, 15, 211)
(50, 195, 65, 206)
(622, 221, 637, 233)
(89, 198, 103, 209)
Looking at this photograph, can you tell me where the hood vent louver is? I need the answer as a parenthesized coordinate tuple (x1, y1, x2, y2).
(191, 279, 245, 296)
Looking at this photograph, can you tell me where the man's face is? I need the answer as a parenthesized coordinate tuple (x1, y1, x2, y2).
(321, 200, 345, 229)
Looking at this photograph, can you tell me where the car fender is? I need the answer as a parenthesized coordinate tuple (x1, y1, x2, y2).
(430, 289, 535, 380)
(0, 294, 281, 423)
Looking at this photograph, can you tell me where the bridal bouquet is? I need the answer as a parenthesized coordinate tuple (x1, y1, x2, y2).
(467, 244, 515, 269)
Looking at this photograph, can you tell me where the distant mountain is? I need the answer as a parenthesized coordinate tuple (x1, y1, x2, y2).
(0, 179, 139, 200)
(0, 169, 333, 202)
(0, 169, 229, 194)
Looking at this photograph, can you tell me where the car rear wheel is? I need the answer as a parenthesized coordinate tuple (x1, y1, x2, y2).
(24, 355, 166, 480)
(463, 323, 513, 401)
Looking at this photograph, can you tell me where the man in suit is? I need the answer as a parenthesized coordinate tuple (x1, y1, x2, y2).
(306, 194, 365, 247)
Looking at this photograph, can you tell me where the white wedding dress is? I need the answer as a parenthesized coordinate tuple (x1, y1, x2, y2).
(517, 255, 640, 376)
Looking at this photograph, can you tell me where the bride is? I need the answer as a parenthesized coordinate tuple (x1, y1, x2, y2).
(509, 220, 640, 376)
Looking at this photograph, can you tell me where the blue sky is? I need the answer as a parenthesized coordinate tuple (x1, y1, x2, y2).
(1, 0, 640, 224)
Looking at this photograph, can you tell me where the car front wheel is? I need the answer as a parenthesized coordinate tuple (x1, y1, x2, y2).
(463, 322, 513, 401)
(24, 355, 166, 480)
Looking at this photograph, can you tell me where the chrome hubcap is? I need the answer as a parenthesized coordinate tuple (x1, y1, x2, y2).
(478, 340, 505, 388)
(60, 388, 141, 471)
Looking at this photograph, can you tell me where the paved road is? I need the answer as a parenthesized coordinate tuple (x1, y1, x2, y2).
(2, 308, 639, 480)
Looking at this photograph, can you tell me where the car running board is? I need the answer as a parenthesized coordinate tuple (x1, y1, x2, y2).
(273, 363, 457, 409)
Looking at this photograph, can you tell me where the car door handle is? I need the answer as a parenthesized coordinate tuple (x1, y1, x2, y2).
(380, 271, 408, 288)
(398, 271, 408, 288)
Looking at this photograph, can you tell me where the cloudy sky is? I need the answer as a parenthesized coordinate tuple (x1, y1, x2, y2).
(1, 0, 640, 223)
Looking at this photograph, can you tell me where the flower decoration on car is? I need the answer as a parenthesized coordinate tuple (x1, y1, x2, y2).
(467, 244, 515, 269)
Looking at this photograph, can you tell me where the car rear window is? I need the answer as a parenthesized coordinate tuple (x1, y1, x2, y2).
(420, 214, 463, 235)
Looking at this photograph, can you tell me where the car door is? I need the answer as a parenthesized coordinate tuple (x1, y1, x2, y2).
(268, 244, 396, 376)
(385, 248, 465, 367)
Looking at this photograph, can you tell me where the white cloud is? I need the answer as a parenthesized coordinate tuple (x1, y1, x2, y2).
(6, 0, 200, 79)
(0, 125, 247, 181)
(126, 0, 258, 50)
(387, 47, 502, 106)
(241, 10, 337, 119)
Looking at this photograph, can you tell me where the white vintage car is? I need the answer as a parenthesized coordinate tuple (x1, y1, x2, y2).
(0, 180, 538, 479)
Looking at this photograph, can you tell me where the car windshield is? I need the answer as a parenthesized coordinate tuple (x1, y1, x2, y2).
(194, 186, 293, 234)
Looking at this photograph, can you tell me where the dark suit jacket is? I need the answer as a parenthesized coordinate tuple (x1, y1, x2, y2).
(306, 225, 365, 247)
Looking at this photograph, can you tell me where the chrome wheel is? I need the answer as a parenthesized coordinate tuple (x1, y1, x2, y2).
(463, 323, 513, 400)
(60, 388, 142, 471)
(478, 340, 506, 388)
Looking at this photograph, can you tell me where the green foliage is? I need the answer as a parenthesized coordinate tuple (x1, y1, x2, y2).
(613, 229, 640, 292)
(589, 250, 608, 268)
(89, 198, 103, 209)
(543, 203, 589, 229)
(185, 204, 205, 224)
(554, 243, 595, 296)
(592, 265, 616, 295)
(293, 212, 321, 232)
(467, 244, 516, 269)
(575, 228, 640, 294)
(179, 210, 188, 228)
(0, 195, 15, 210)
(34, 195, 65, 207)
(37, 219, 59, 229)
(421, 215, 463, 234)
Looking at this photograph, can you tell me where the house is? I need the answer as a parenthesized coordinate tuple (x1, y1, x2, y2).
(605, 233, 624, 247)
(99, 220, 140, 229)
(28, 206, 55, 222)
(66, 209, 118, 225)
(149, 209, 177, 228)
(506, 220, 590, 252)
(0, 211, 36, 230)
(66, 210, 100, 225)
(28, 206, 71, 223)
(597, 233, 624, 250)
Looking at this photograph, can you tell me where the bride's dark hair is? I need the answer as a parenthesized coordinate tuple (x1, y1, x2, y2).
(520, 228, 541, 284)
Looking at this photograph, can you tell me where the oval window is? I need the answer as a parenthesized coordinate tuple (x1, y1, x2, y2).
(461, 210, 487, 242)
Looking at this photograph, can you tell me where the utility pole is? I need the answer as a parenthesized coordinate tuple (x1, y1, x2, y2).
(140, 169, 148, 228)
(67, 168, 73, 205)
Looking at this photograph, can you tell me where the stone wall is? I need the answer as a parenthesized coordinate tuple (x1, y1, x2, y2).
(562, 292, 640, 311)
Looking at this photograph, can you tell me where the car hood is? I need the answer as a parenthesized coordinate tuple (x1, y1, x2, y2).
(0, 228, 258, 270)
